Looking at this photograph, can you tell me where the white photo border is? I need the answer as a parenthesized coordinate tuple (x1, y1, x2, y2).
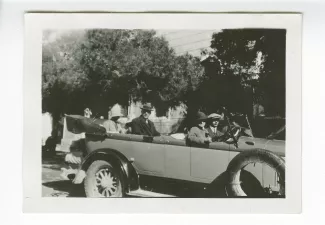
(23, 13, 302, 213)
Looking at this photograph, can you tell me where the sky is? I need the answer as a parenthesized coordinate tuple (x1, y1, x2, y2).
(155, 30, 218, 56)
(44, 29, 219, 57)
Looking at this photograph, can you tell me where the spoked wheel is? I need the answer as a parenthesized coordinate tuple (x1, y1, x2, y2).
(84, 160, 124, 197)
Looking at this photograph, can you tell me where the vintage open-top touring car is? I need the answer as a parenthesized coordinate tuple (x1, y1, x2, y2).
(61, 113, 285, 198)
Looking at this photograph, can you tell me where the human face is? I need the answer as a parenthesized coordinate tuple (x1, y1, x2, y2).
(142, 109, 151, 119)
(198, 121, 206, 128)
(211, 119, 220, 127)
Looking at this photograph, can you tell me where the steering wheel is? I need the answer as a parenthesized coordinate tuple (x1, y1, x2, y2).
(221, 126, 241, 144)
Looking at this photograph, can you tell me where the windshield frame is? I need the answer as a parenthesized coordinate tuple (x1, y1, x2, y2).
(266, 125, 285, 140)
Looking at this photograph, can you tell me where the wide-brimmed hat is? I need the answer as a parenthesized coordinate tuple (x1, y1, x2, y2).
(208, 113, 222, 120)
(196, 112, 208, 122)
(141, 103, 154, 111)
(111, 111, 123, 118)
(110, 104, 123, 118)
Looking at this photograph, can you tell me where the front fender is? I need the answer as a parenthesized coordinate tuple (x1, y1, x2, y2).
(78, 148, 139, 192)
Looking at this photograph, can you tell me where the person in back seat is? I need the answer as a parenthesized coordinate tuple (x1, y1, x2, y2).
(103, 106, 125, 134)
(131, 103, 160, 136)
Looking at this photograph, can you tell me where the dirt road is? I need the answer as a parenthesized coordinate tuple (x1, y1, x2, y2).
(42, 152, 85, 197)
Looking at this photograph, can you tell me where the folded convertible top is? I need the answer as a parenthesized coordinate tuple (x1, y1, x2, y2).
(65, 115, 106, 135)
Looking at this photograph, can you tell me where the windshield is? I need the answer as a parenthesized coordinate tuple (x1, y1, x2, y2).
(220, 114, 285, 141)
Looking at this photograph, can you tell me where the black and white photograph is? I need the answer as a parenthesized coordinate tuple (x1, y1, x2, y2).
(24, 13, 302, 213)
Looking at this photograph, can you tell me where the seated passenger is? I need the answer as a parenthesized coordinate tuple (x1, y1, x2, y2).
(125, 119, 133, 134)
(187, 112, 211, 147)
(131, 103, 160, 136)
(103, 109, 125, 134)
(206, 113, 224, 142)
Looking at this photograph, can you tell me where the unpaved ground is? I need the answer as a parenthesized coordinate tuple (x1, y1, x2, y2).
(42, 152, 85, 197)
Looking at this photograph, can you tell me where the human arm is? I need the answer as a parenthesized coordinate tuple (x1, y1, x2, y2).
(211, 130, 224, 142)
(117, 123, 127, 134)
(187, 127, 210, 144)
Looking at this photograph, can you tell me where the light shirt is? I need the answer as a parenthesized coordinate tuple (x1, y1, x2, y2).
(210, 126, 217, 134)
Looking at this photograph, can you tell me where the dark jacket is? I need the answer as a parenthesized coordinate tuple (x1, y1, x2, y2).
(206, 126, 224, 142)
(131, 116, 160, 136)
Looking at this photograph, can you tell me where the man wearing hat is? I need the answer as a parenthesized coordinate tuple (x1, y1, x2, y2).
(187, 112, 212, 147)
(103, 105, 124, 133)
(131, 103, 160, 136)
(206, 113, 224, 142)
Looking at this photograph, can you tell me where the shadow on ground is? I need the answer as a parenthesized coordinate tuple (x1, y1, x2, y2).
(42, 180, 85, 197)
(42, 151, 67, 171)
(42, 150, 86, 197)
(42, 151, 65, 163)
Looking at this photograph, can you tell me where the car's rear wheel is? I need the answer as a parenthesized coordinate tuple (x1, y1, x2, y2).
(84, 160, 124, 197)
(226, 149, 285, 197)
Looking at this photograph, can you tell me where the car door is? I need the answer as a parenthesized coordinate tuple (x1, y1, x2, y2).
(128, 135, 166, 177)
(190, 142, 230, 183)
(164, 136, 191, 180)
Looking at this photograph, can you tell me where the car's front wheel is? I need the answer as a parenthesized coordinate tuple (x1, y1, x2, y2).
(84, 160, 124, 197)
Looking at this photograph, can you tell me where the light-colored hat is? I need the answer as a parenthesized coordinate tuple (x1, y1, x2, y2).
(208, 113, 222, 120)
(110, 104, 123, 118)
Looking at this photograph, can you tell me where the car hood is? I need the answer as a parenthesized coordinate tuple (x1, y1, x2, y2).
(237, 136, 285, 157)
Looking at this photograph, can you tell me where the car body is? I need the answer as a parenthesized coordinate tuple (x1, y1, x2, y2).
(63, 115, 285, 197)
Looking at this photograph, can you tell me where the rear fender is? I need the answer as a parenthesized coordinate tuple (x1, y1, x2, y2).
(80, 148, 139, 192)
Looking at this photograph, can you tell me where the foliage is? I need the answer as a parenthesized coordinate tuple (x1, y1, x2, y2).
(42, 30, 88, 119)
(208, 29, 286, 117)
(42, 29, 204, 118)
(42, 28, 285, 122)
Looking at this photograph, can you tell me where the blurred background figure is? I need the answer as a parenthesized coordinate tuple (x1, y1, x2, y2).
(103, 104, 125, 133)
(84, 108, 92, 118)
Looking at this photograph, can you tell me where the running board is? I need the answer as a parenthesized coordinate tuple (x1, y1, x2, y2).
(127, 189, 176, 197)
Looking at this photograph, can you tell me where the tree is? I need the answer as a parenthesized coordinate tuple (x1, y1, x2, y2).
(77, 29, 205, 116)
(42, 30, 88, 119)
(42, 29, 204, 118)
(206, 29, 286, 117)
